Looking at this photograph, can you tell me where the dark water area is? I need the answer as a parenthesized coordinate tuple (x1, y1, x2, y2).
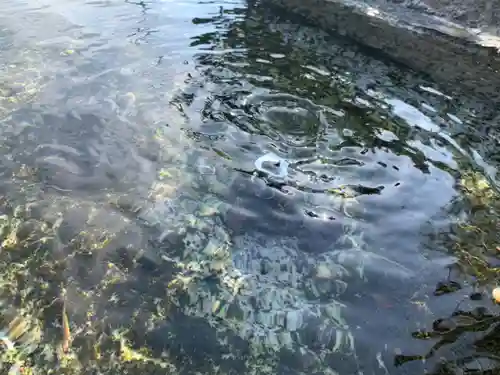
(1, 0, 500, 374)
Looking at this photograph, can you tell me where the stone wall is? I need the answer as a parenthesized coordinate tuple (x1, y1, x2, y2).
(351, 0, 499, 31)
(401, 0, 499, 30)
(261, 0, 500, 112)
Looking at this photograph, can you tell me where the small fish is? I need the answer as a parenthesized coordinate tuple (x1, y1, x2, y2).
(61, 294, 71, 353)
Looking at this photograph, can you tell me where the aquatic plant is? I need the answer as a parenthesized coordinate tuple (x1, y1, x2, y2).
(391, 167, 500, 374)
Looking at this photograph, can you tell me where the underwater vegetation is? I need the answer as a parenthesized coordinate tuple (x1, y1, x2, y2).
(391, 170, 500, 374)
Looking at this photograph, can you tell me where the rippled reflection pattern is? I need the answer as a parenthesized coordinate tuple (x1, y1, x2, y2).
(0, 0, 500, 374)
(166, 4, 500, 375)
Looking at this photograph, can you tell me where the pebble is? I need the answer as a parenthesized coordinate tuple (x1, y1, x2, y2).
(492, 287, 500, 303)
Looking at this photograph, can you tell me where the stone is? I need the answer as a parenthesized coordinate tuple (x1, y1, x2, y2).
(260, 0, 500, 113)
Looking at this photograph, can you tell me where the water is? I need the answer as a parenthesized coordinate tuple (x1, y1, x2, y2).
(1, 0, 500, 374)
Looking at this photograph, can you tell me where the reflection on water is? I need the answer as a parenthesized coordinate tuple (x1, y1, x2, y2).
(1, 0, 500, 374)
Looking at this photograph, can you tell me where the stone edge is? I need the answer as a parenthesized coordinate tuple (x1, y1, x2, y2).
(261, 0, 500, 106)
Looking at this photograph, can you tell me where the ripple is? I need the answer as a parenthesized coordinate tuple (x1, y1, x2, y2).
(244, 92, 325, 148)
(166, 5, 500, 374)
(1, 0, 499, 374)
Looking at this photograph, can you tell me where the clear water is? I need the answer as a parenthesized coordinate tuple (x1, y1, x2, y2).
(0, 0, 499, 374)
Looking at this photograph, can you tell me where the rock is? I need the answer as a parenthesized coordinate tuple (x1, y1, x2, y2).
(492, 287, 500, 303)
(406, 0, 499, 29)
(261, 0, 500, 112)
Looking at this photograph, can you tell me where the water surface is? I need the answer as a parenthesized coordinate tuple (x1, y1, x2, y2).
(1, 0, 500, 374)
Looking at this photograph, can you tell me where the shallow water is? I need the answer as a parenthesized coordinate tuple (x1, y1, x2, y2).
(1, 0, 500, 374)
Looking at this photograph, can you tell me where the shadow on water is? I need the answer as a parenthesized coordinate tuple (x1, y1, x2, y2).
(1, 0, 500, 374)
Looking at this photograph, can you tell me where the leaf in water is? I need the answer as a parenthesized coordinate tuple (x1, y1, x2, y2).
(191, 17, 217, 25)
(326, 186, 356, 198)
(352, 184, 384, 195)
(411, 330, 433, 340)
(433, 280, 461, 296)
(394, 354, 425, 367)
(61, 296, 71, 353)
(60, 49, 75, 56)
(212, 147, 232, 160)
(470, 292, 483, 300)
(7, 317, 28, 342)
(158, 168, 172, 179)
